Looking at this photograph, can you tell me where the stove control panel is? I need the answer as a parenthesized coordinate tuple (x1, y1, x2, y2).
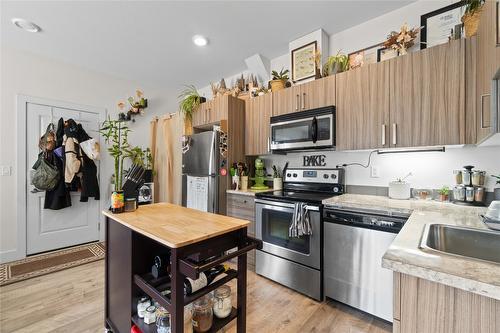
(284, 168, 344, 184)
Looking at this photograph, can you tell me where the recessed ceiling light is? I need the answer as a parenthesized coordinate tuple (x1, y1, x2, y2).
(11, 18, 41, 33)
(192, 35, 208, 47)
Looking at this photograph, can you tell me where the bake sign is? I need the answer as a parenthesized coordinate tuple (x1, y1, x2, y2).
(303, 155, 326, 167)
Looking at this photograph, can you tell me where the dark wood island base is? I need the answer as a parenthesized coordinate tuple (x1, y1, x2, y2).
(103, 203, 261, 333)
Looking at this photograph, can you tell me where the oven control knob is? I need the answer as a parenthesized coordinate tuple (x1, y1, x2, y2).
(331, 174, 337, 179)
(287, 173, 291, 178)
(293, 173, 298, 178)
(333, 187, 339, 193)
(323, 174, 329, 179)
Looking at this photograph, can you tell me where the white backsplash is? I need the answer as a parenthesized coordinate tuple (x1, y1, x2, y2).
(259, 146, 500, 192)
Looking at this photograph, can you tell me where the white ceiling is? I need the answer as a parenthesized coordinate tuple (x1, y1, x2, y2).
(1, 1, 414, 91)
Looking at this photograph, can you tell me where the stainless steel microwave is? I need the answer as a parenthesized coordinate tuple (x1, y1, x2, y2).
(270, 106, 335, 151)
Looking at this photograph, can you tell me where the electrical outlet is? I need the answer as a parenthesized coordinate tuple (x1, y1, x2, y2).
(0, 165, 11, 176)
(370, 166, 380, 178)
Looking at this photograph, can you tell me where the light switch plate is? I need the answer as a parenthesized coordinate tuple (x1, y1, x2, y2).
(370, 166, 380, 178)
(0, 165, 11, 176)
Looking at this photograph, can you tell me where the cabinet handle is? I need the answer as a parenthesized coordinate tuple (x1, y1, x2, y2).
(267, 136, 271, 152)
(392, 123, 397, 146)
(296, 94, 299, 111)
(480, 94, 491, 129)
(382, 124, 386, 146)
(302, 92, 306, 109)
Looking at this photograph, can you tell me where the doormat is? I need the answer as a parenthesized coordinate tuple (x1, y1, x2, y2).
(0, 242, 105, 286)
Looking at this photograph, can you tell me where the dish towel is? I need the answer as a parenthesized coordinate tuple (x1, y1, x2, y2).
(289, 202, 313, 237)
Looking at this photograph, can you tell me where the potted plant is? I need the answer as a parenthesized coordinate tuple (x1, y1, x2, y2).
(100, 117, 132, 213)
(438, 186, 450, 202)
(178, 85, 206, 134)
(492, 174, 500, 200)
(269, 68, 290, 92)
(462, 0, 485, 38)
(322, 51, 349, 76)
(230, 163, 240, 190)
(238, 162, 248, 191)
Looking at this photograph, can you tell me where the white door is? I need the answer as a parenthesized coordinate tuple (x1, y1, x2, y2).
(26, 103, 101, 255)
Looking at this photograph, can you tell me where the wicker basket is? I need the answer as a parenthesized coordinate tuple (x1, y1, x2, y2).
(270, 80, 285, 92)
(462, 8, 483, 38)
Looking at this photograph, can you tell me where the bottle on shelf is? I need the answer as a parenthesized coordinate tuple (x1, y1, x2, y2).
(184, 264, 230, 295)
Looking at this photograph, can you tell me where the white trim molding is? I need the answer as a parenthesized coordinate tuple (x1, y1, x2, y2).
(7, 94, 107, 264)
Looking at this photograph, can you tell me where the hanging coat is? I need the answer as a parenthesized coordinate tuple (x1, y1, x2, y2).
(76, 124, 100, 202)
(63, 119, 81, 184)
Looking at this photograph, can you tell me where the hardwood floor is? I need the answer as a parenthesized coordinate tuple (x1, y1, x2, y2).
(0, 260, 391, 333)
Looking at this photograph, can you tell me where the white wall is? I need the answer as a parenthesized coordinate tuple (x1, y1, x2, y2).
(0, 46, 175, 262)
(260, 146, 500, 192)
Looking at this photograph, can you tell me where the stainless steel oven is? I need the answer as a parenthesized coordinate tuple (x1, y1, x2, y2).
(270, 106, 335, 151)
(255, 199, 321, 269)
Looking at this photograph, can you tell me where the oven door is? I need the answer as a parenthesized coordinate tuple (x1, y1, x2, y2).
(270, 113, 333, 151)
(255, 200, 320, 269)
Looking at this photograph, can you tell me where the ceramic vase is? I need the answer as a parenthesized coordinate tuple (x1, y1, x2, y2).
(232, 175, 240, 190)
(273, 178, 283, 190)
(111, 190, 125, 213)
(240, 176, 248, 191)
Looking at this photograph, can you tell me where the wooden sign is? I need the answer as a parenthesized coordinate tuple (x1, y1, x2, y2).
(303, 155, 326, 167)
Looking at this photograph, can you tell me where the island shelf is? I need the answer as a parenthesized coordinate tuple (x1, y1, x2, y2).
(103, 203, 261, 333)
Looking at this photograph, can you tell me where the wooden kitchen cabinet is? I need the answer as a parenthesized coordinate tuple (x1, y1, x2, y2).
(192, 95, 233, 127)
(475, 0, 500, 143)
(390, 39, 465, 147)
(272, 75, 336, 116)
(226, 193, 256, 271)
(245, 93, 272, 155)
(336, 61, 390, 150)
(393, 272, 500, 333)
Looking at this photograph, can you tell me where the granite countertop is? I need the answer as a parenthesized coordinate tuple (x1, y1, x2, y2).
(226, 188, 272, 197)
(322, 194, 500, 300)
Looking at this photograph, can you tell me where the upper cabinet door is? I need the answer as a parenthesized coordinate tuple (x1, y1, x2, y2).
(245, 93, 272, 155)
(417, 39, 465, 146)
(389, 53, 421, 148)
(272, 86, 301, 116)
(300, 75, 336, 110)
(336, 62, 390, 150)
(476, 0, 499, 142)
(192, 102, 206, 127)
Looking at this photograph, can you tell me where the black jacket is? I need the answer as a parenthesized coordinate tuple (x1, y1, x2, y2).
(76, 124, 100, 202)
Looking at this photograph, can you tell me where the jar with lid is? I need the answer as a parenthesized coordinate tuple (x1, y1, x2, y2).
(192, 295, 213, 333)
(156, 306, 171, 333)
(474, 187, 485, 203)
(453, 170, 463, 185)
(462, 170, 472, 186)
(137, 297, 151, 318)
(465, 187, 475, 202)
(472, 171, 486, 186)
(144, 305, 157, 325)
(213, 285, 232, 319)
(453, 186, 465, 201)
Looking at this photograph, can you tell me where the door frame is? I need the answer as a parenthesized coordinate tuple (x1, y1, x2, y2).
(12, 94, 107, 262)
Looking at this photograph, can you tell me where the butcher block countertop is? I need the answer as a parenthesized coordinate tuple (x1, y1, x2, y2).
(102, 203, 250, 248)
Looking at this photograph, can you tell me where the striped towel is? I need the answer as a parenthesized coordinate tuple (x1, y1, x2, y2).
(289, 202, 313, 237)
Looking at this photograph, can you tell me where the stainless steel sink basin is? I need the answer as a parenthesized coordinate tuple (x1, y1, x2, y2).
(420, 224, 500, 264)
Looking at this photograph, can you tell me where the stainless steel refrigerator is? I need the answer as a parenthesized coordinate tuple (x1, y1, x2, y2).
(182, 130, 226, 214)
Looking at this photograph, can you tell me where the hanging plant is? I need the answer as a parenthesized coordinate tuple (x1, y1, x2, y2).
(118, 90, 148, 122)
(178, 85, 205, 121)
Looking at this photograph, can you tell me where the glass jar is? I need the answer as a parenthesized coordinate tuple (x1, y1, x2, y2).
(453, 186, 465, 201)
(192, 295, 213, 333)
(124, 198, 137, 212)
(465, 187, 475, 202)
(462, 170, 472, 186)
(471, 171, 482, 186)
(144, 305, 157, 325)
(213, 285, 232, 319)
(453, 170, 462, 185)
(156, 307, 171, 333)
(474, 187, 485, 203)
(137, 297, 151, 318)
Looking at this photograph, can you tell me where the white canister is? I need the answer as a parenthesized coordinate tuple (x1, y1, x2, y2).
(273, 178, 283, 190)
(388, 181, 411, 200)
(231, 175, 240, 190)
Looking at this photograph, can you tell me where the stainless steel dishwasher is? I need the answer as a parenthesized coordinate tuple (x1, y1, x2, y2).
(323, 207, 408, 322)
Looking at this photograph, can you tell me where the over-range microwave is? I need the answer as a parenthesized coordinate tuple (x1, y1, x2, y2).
(270, 106, 335, 151)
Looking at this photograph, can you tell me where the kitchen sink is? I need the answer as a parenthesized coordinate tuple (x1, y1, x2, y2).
(420, 224, 500, 264)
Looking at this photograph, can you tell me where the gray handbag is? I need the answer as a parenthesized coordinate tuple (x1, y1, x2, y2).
(31, 155, 60, 191)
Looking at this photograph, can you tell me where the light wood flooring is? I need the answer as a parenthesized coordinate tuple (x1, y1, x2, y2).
(0, 260, 391, 333)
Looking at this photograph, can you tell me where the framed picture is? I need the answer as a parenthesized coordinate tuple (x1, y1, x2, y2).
(291, 41, 317, 82)
(348, 43, 382, 69)
(421, 1, 465, 49)
(377, 47, 399, 62)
